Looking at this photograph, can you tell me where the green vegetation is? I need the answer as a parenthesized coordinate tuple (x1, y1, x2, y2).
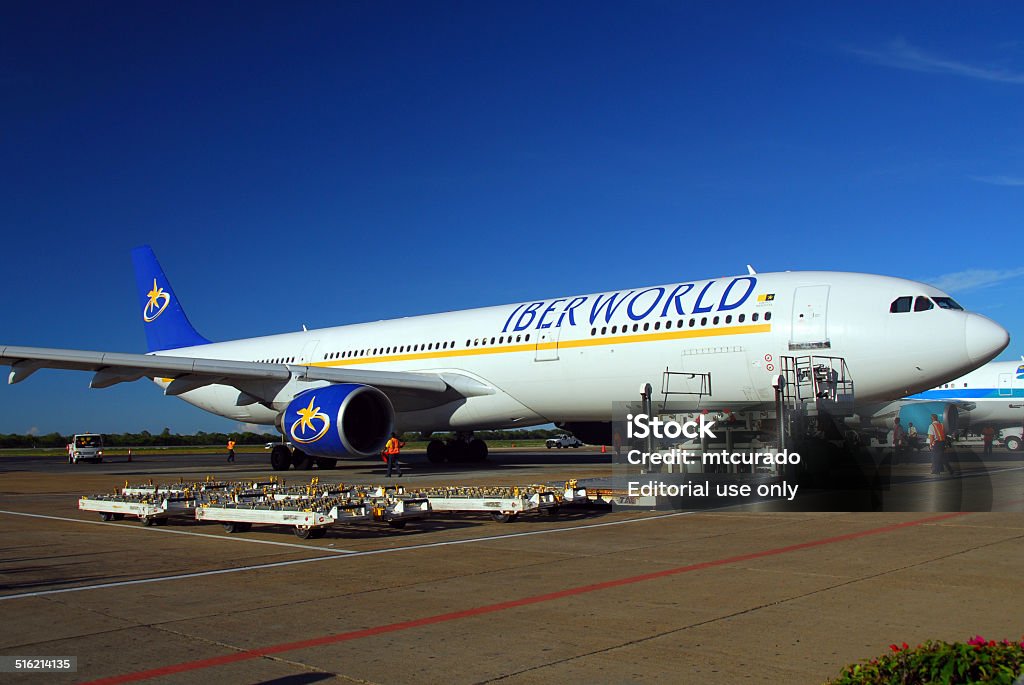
(828, 636, 1024, 685)
(0, 427, 570, 452)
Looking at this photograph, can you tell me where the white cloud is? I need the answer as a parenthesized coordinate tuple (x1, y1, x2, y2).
(926, 268, 1024, 293)
(847, 39, 1024, 84)
(971, 175, 1024, 187)
(26, 426, 39, 435)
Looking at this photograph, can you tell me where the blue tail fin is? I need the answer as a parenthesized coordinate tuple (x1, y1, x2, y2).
(131, 245, 211, 352)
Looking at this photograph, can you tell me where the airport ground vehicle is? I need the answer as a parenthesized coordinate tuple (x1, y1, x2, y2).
(546, 434, 584, 449)
(68, 433, 104, 463)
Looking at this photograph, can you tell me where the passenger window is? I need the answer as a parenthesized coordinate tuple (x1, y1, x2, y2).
(738, 314, 745, 323)
(914, 296, 934, 312)
(764, 312, 772, 321)
(890, 296, 912, 313)
(752, 313, 759, 322)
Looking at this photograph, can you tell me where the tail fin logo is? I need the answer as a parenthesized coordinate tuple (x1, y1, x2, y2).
(289, 396, 331, 444)
(143, 278, 171, 322)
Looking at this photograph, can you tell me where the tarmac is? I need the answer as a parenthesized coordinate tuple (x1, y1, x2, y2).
(1, 446, 1022, 684)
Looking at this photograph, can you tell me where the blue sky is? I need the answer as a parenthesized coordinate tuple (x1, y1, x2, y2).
(1, 2, 1020, 435)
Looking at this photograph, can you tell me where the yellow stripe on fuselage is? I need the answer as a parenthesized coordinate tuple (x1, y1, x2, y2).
(312, 323, 772, 368)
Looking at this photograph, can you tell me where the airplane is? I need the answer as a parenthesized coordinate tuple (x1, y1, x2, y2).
(861, 358, 1024, 450)
(0, 246, 1010, 471)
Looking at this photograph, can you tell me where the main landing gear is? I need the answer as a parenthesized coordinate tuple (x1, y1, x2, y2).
(270, 444, 338, 472)
(426, 432, 488, 464)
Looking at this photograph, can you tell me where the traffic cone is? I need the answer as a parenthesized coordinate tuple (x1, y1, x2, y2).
(601, 445, 606, 453)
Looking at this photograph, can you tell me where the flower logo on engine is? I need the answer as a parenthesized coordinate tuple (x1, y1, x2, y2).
(143, 278, 171, 322)
(290, 396, 331, 444)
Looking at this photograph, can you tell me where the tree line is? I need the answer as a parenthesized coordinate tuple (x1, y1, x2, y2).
(0, 427, 569, 449)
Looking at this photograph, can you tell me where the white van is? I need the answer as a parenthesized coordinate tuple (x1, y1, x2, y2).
(68, 434, 104, 464)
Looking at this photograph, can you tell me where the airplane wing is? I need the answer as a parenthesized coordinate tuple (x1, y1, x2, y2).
(0, 345, 446, 391)
(0, 345, 492, 412)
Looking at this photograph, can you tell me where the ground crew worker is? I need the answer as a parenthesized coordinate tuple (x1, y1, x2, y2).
(927, 414, 955, 476)
(892, 417, 905, 464)
(981, 426, 995, 456)
(226, 438, 236, 463)
(382, 432, 405, 477)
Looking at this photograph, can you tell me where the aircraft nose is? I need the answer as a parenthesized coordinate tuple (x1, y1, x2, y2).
(965, 314, 1009, 363)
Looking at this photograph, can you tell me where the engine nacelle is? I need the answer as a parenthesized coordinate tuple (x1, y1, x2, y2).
(897, 401, 959, 435)
(280, 384, 393, 459)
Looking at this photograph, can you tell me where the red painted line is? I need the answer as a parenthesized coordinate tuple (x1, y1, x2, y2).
(82, 512, 965, 685)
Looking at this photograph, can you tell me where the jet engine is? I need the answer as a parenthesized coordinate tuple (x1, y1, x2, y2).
(279, 384, 393, 459)
(897, 401, 959, 435)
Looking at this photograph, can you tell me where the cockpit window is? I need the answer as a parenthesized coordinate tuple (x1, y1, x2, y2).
(931, 297, 963, 310)
(914, 296, 934, 312)
(889, 296, 912, 313)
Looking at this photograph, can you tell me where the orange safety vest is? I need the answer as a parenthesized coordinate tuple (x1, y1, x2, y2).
(384, 438, 400, 455)
(929, 421, 945, 445)
(227, 440, 236, 450)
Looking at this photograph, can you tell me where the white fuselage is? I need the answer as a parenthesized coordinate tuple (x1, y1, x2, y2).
(154, 271, 1009, 432)
(906, 359, 1024, 429)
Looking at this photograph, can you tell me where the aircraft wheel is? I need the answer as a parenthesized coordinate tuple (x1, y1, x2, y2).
(427, 439, 447, 464)
(270, 444, 292, 471)
(446, 440, 469, 463)
(292, 449, 314, 470)
(468, 438, 488, 462)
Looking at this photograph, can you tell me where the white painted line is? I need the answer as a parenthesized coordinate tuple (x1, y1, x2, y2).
(0, 510, 694, 601)
(0, 510, 357, 554)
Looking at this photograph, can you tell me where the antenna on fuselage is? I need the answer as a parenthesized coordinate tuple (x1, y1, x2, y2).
(746, 265, 757, 275)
